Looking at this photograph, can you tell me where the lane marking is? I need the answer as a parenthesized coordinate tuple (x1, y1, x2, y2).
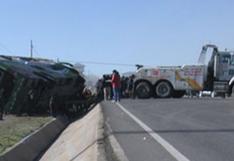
(105, 121, 130, 161)
(116, 102, 190, 161)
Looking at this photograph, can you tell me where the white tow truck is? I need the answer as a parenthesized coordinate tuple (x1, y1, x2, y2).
(133, 44, 234, 98)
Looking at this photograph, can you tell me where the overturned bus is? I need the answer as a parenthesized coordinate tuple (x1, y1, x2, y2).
(0, 55, 87, 117)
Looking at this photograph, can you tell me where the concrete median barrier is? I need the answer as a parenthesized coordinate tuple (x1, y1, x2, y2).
(0, 116, 69, 161)
(39, 104, 106, 161)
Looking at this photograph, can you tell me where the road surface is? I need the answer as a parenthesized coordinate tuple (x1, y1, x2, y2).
(102, 98, 234, 161)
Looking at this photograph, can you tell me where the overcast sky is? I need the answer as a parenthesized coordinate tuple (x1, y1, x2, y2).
(1, 0, 234, 76)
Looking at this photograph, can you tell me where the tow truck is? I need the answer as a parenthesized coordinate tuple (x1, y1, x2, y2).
(133, 44, 234, 98)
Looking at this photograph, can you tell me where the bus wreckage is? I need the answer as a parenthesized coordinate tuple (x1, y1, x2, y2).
(0, 56, 93, 120)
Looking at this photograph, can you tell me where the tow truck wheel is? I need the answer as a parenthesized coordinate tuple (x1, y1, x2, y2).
(155, 81, 172, 98)
(135, 82, 152, 98)
(232, 85, 234, 97)
(228, 84, 234, 97)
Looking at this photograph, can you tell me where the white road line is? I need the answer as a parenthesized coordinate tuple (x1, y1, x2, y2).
(105, 121, 130, 161)
(116, 102, 190, 161)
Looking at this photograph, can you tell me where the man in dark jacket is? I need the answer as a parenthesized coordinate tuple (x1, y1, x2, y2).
(127, 75, 135, 98)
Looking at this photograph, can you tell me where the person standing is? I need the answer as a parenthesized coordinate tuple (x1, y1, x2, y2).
(95, 79, 104, 101)
(102, 75, 112, 101)
(111, 70, 121, 102)
(121, 76, 128, 98)
(127, 75, 135, 98)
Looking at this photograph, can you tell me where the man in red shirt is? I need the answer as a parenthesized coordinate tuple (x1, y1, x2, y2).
(111, 70, 121, 102)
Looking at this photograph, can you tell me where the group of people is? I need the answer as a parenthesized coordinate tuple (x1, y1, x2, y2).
(96, 70, 135, 102)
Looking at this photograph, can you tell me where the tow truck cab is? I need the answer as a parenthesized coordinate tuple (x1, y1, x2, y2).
(204, 47, 234, 96)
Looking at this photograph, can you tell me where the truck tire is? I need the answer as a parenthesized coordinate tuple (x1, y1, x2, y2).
(155, 81, 172, 98)
(228, 84, 234, 97)
(135, 82, 152, 98)
(172, 90, 185, 98)
(232, 85, 234, 97)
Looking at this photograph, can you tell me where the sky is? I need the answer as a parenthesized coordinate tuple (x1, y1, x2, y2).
(0, 0, 234, 76)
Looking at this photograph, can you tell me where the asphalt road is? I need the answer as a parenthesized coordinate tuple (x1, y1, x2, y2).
(102, 97, 234, 161)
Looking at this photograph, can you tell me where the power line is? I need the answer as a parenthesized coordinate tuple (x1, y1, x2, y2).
(59, 59, 153, 68)
(33, 46, 40, 56)
(0, 42, 14, 54)
(77, 61, 136, 67)
(69, 60, 151, 67)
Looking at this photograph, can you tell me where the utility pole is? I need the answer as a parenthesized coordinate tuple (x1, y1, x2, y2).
(30, 40, 33, 58)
